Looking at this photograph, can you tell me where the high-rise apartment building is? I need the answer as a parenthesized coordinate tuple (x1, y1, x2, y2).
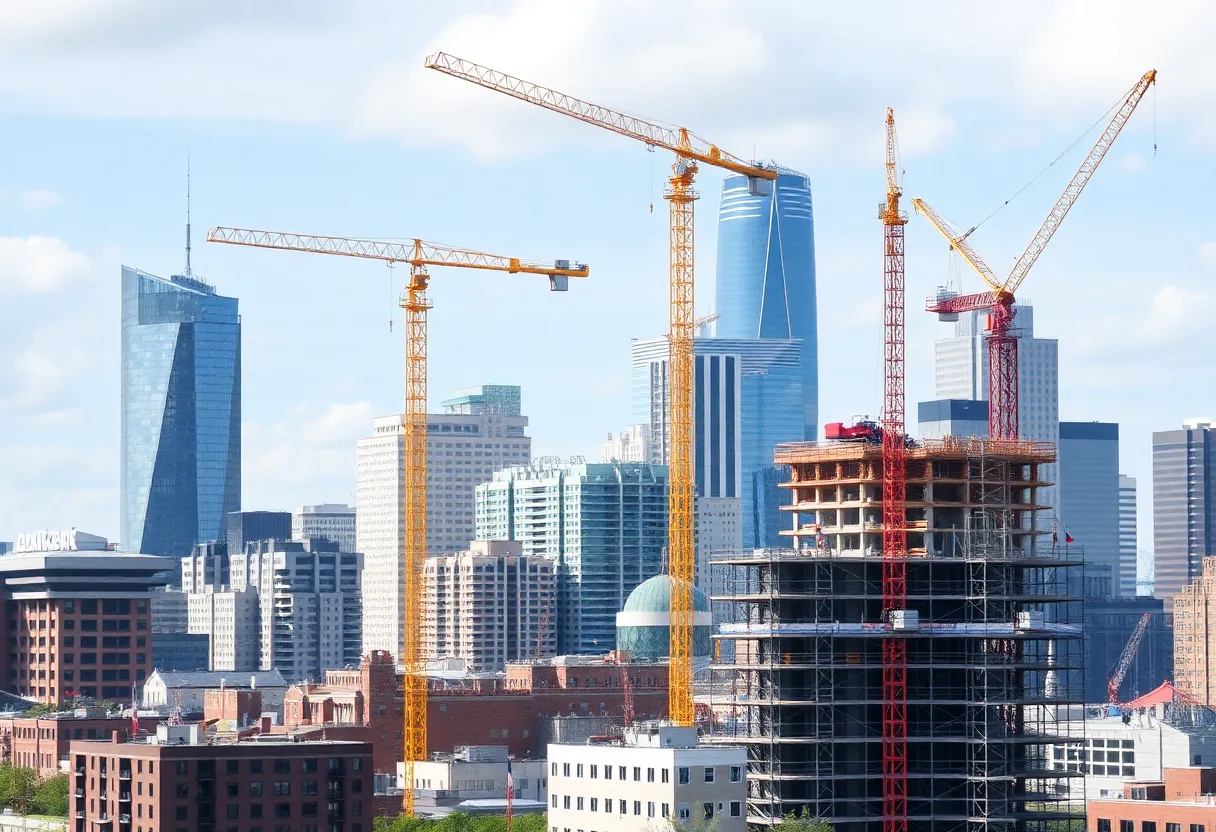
(601, 424, 651, 464)
(224, 510, 290, 558)
(934, 303, 1059, 511)
(292, 503, 356, 552)
(1058, 421, 1122, 596)
(181, 542, 259, 671)
(1120, 475, 1138, 596)
(475, 460, 667, 654)
(234, 539, 363, 683)
(1153, 420, 1216, 603)
(1174, 556, 1216, 706)
(632, 337, 799, 549)
(423, 540, 556, 671)
(121, 267, 240, 559)
(356, 386, 531, 659)
(714, 168, 818, 441)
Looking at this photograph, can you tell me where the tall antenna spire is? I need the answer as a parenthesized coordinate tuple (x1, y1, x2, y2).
(185, 153, 192, 276)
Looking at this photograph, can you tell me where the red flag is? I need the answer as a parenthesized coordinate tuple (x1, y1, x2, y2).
(1065, 532, 1074, 544)
(1052, 532, 1058, 546)
(131, 683, 139, 735)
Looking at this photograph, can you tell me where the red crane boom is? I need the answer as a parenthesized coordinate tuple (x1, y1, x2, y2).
(1108, 613, 1152, 703)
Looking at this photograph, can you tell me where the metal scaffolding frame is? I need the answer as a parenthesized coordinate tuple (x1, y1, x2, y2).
(702, 441, 1084, 831)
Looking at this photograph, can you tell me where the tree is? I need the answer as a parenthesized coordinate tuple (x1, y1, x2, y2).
(774, 809, 833, 832)
(32, 773, 69, 817)
(7, 765, 38, 815)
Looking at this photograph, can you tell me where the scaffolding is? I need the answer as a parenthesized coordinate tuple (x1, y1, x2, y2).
(704, 439, 1084, 831)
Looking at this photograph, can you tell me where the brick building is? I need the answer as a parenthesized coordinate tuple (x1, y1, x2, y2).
(0, 531, 171, 704)
(1088, 767, 1216, 830)
(0, 709, 165, 779)
(70, 723, 372, 832)
(284, 652, 669, 767)
(1175, 556, 1216, 706)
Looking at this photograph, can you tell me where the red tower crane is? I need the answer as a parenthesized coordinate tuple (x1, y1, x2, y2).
(879, 108, 909, 832)
(1108, 613, 1152, 703)
(913, 70, 1156, 439)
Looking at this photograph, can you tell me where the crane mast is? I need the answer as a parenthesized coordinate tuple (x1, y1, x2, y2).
(207, 226, 587, 814)
(915, 69, 1156, 439)
(1108, 613, 1152, 703)
(879, 108, 909, 832)
(426, 52, 777, 727)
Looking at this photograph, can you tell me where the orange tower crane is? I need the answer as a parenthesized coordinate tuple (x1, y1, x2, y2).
(425, 52, 779, 726)
(879, 108, 909, 832)
(913, 69, 1156, 439)
(206, 226, 589, 814)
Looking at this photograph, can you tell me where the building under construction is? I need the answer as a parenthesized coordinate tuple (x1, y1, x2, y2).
(706, 435, 1084, 831)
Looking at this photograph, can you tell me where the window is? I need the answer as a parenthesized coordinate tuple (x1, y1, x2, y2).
(227, 806, 239, 820)
(250, 783, 263, 797)
(275, 804, 290, 819)
(577, 764, 584, 778)
(1166, 826, 1180, 832)
(1191, 826, 1207, 832)
(563, 797, 570, 810)
(604, 766, 612, 781)
(275, 760, 290, 774)
(589, 798, 597, 812)
(250, 761, 263, 774)
(563, 763, 570, 777)
(633, 767, 641, 781)
(303, 803, 318, 817)
(551, 763, 557, 776)
(302, 781, 318, 795)
(730, 801, 742, 818)
(704, 767, 715, 783)
(251, 805, 263, 819)
(273, 782, 290, 796)
(176, 762, 188, 775)
(662, 804, 670, 819)
(175, 808, 187, 821)
(730, 766, 742, 783)
(1122, 824, 1136, 832)
(678, 804, 691, 820)
(704, 802, 715, 819)
(175, 784, 188, 798)
(647, 802, 655, 818)
(633, 801, 642, 816)
(678, 767, 690, 785)
(227, 783, 238, 797)
(302, 759, 318, 773)
(647, 767, 655, 783)
(551, 796, 557, 809)
(577, 798, 584, 810)
(1143, 824, 1157, 832)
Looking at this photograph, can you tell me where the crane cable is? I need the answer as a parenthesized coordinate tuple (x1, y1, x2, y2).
(960, 93, 1126, 242)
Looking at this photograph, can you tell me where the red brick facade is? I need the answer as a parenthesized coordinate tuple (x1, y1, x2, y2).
(203, 689, 262, 727)
(1089, 767, 1216, 831)
(0, 714, 164, 780)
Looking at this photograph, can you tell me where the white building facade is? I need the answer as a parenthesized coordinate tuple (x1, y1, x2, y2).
(399, 745, 548, 806)
(547, 724, 747, 832)
(181, 543, 260, 671)
(934, 303, 1059, 514)
(423, 541, 556, 671)
(293, 503, 356, 553)
(357, 386, 531, 659)
(600, 424, 651, 464)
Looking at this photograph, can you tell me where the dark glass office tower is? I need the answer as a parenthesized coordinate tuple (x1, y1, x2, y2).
(121, 267, 240, 558)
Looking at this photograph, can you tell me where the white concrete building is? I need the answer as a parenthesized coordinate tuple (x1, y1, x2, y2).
(186, 588, 260, 671)
(293, 503, 357, 552)
(399, 745, 548, 806)
(1046, 704, 1216, 802)
(423, 541, 556, 672)
(358, 388, 532, 659)
(935, 303, 1059, 515)
(601, 424, 651, 464)
(547, 724, 747, 832)
(234, 539, 363, 683)
(1120, 474, 1138, 596)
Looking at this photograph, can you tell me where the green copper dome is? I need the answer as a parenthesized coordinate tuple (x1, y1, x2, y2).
(622, 574, 710, 614)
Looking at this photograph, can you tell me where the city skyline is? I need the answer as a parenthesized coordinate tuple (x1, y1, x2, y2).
(0, 3, 1210, 554)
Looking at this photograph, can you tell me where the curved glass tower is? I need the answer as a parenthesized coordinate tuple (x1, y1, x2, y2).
(715, 169, 818, 440)
(121, 267, 241, 558)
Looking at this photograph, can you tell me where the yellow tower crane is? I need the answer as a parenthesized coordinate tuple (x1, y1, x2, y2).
(206, 226, 589, 814)
(425, 52, 778, 725)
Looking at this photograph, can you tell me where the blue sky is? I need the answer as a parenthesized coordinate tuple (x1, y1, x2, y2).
(1, 1, 1213, 565)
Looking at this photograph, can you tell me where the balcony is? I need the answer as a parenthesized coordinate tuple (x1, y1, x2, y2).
(119, 813, 131, 823)
(119, 792, 131, 802)
(74, 789, 83, 798)
(118, 770, 131, 780)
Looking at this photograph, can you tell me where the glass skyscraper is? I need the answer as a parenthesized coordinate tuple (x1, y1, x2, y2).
(714, 168, 818, 440)
(121, 267, 241, 559)
(631, 336, 803, 549)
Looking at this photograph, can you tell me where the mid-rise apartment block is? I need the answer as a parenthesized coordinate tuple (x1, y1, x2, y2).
(357, 385, 531, 659)
(70, 724, 371, 832)
(423, 540, 556, 672)
(182, 542, 259, 672)
(601, 424, 651, 464)
(1154, 420, 1216, 603)
(475, 460, 667, 654)
(293, 503, 357, 552)
(235, 539, 363, 683)
(547, 724, 747, 832)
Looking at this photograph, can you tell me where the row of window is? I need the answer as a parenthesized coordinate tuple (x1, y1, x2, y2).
(170, 801, 362, 821)
(174, 780, 363, 798)
(145, 823, 360, 832)
(550, 797, 743, 820)
(12, 635, 143, 648)
(170, 757, 362, 775)
(1096, 822, 1203, 832)
(554, 762, 741, 784)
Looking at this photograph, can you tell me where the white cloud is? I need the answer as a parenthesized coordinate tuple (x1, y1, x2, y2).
(17, 189, 62, 213)
(0, 347, 91, 409)
(0, 235, 90, 292)
(1072, 283, 1211, 360)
